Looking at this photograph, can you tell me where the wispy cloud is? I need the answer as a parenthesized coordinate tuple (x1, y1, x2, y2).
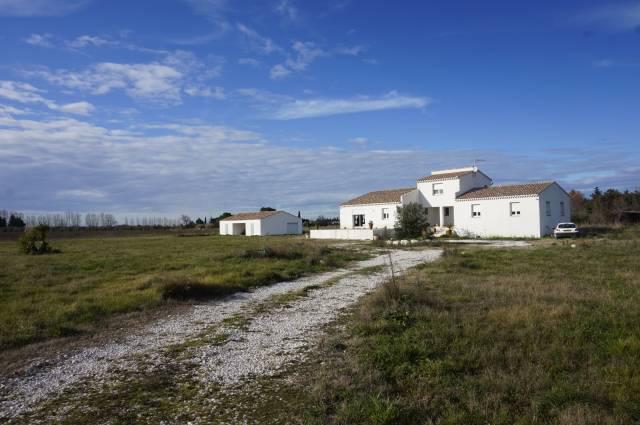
(24, 33, 54, 47)
(275, 0, 298, 21)
(237, 23, 283, 54)
(68, 35, 111, 48)
(238, 57, 260, 66)
(593, 59, 614, 68)
(270, 91, 430, 119)
(270, 40, 364, 79)
(0, 80, 94, 115)
(0, 0, 88, 16)
(575, 3, 640, 32)
(27, 51, 224, 104)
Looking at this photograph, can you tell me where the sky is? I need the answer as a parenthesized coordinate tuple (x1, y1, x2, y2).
(0, 0, 639, 218)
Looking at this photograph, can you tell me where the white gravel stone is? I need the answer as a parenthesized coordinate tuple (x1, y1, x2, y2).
(0, 249, 440, 421)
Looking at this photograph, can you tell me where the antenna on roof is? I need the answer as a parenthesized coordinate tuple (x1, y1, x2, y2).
(473, 159, 486, 171)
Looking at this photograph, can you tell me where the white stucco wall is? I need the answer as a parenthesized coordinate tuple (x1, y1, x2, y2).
(538, 183, 571, 236)
(261, 212, 303, 235)
(417, 171, 492, 208)
(339, 203, 400, 229)
(454, 196, 542, 238)
(220, 212, 302, 236)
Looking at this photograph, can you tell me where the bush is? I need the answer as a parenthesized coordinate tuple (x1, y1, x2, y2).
(19, 225, 58, 255)
(157, 276, 242, 300)
(394, 203, 428, 239)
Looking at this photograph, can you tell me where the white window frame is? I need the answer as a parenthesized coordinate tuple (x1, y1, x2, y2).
(382, 208, 389, 220)
(560, 201, 565, 217)
(510, 202, 521, 217)
(546, 201, 551, 216)
(432, 183, 444, 196)
(471, 204, 481, 218)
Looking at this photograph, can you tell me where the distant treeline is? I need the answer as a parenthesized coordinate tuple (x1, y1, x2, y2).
(570, 188, 640, 224)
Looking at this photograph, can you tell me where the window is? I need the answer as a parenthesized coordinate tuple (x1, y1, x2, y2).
(353, 214, 365, 227)
(560, 201, 565, 217)
(471, 204, 481, 217)
(382, 208, 389, 220)
(444, 207, 450, 217)
(546, 201, 551, 216)
(510, 202, 521, 216)
(425, 208, 429, 215)
(432, 183, 444, 195)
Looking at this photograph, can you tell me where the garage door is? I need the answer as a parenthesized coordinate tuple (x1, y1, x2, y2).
(286, 222, 298, 234)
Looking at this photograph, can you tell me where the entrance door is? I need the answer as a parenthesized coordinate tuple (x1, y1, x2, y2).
(286, 222, 298, 234)
(353, 214, 365, 227)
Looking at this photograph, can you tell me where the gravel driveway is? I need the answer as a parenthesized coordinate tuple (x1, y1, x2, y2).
(0, 248, 440, 422)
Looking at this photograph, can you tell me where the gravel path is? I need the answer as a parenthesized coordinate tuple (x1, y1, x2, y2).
(0, 248, 440, 421)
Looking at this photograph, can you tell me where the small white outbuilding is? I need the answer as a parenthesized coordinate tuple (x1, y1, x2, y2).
(219, 210, 302, 236)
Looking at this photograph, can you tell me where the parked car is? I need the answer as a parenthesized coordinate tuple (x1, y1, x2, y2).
(554, 222, 579, 238)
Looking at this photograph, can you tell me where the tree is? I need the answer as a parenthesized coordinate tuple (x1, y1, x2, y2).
(0, 216, 6, 227)
(19, 225, 56, 255)
(260, 207, 276, 211)
(195, 217, 204, 225)
(8, 214, 25, 228)
(297, 211, 301, 218)
(395, 203, 428, 239)
(180, 215, 194, 227)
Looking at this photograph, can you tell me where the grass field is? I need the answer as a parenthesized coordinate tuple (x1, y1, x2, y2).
(0, 235, 365, 350)
(305, 227, 640, 424)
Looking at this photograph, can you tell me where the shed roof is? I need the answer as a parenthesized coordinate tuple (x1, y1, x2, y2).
(220, 211, 282, 221)
(341, 188, 415, 206)
(456, 182, 554, 200)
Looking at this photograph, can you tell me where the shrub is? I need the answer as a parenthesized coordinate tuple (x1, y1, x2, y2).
(394, 203, 428, 239)
(156, 276, 242, 300)
(19, 225, 58, 255)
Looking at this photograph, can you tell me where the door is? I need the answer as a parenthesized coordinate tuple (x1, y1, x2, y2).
(286, 222, 299, 234)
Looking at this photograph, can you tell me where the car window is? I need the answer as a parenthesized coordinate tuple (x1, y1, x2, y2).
(558, 223, 576, 229)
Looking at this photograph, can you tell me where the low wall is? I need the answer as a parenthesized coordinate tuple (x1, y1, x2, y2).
(310, 229, 375, 240)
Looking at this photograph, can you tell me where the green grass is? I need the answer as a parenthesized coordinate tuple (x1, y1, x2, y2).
(0, 234, 365, 349)
(304, 227, 640, 424)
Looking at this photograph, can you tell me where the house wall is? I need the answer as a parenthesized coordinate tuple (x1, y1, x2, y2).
(417, 171, 492, 208)
(400, 189, 420, 204)
(538, 183, 571, 236)
(339, 203, 400, 229)
(220, 219, 260, 236)
(261, 213, 302, 235)
(454, 197, 542, 238)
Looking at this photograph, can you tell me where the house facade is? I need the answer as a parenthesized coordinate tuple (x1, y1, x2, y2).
(220, 211, 302, 236)
(339, 167, 570, 238)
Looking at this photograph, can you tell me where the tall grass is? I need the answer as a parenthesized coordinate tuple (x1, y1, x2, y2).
(305, 233, 640, 424)
(0, 235, 365, 349)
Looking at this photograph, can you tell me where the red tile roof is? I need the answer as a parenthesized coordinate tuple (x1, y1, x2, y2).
(456, 182, 554, 200)
(221, 211, 282, 221)
(417, 170, 473, 182)
(341, 188, 415, 206)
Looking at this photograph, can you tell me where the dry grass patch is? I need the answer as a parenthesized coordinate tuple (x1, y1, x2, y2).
(303, 227, 640, 424)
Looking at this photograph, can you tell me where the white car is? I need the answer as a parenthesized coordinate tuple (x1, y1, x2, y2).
(554, 222, 579, 238)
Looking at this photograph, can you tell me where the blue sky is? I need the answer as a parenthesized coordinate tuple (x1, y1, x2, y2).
(1, 0, 639, 218)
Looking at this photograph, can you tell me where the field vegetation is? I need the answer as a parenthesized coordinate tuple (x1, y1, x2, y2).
(305, 226, 640, 424)
(0, 235, 366, 349)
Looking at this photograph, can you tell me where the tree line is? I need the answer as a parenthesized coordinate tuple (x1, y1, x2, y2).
(569, 187, 640, 224)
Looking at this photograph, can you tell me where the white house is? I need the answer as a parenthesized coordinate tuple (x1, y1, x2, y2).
(219, 211, 302, 236)
(336, 167, 571, 238)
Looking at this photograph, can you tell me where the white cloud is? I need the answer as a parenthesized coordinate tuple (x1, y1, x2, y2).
(270, 40, 364, 79)
(56, 101, 95, 116)
(576, 3, 640, 31)
(271, 91, 430, 119)
(237, 23, 283, 54)
(184, 85, 225, 99)
(275, 0, 298, 21)
(349, 137, 369, 146)
(0, 107, 638, 216)
(269, 64, 292, 79)
(56, 189, 107, 200)
(0, 80, 94, 115)
(68, 35, 111, 48)
(29, 51, 222, 104)
(0, 0, 88, 16)
(24, 33, 54, 47)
